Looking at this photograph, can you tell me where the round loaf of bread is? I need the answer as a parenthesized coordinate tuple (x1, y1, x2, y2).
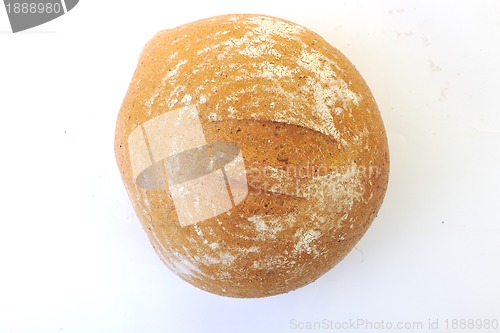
(115, 14, 389, 298)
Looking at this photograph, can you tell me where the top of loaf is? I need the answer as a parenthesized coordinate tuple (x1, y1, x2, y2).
(132, 15, 370, 146)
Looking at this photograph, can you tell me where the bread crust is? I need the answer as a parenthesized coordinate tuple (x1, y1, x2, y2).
(115, 14, 389, 298)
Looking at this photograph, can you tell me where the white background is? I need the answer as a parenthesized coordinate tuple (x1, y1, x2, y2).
(1, 1, 499, 332)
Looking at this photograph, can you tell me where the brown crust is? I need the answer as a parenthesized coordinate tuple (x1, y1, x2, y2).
(115, 14, 389, 298)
